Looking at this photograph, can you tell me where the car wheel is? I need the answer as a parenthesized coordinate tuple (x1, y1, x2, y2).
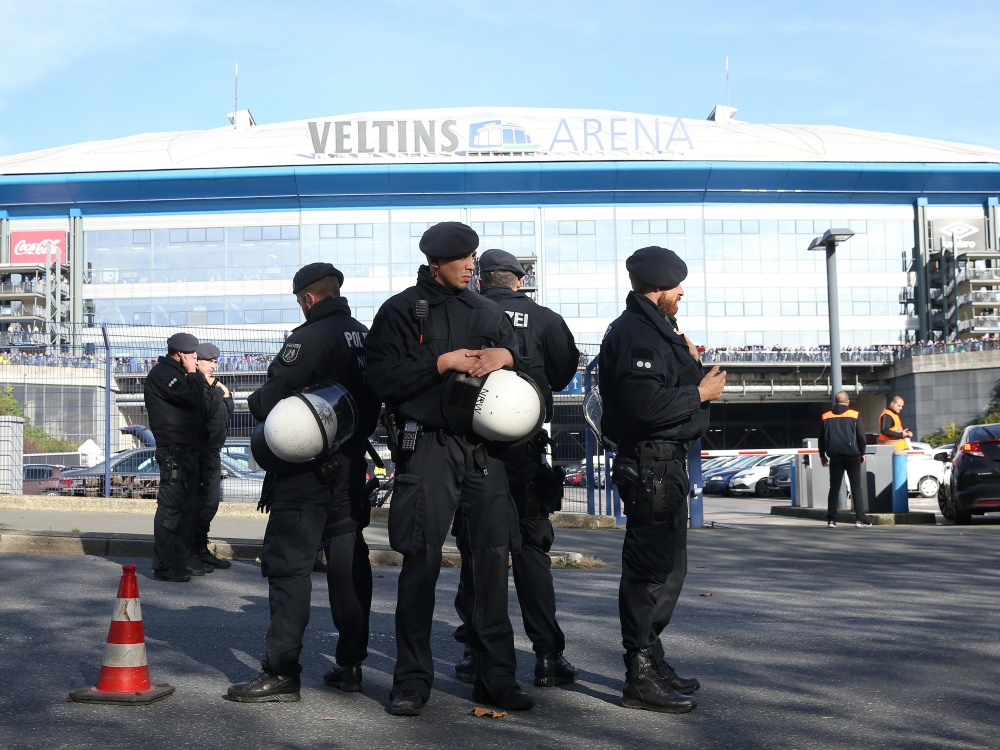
(755, 479, 772, 498)
(917, 476, 939, 498)
(938, 489, 953, 520)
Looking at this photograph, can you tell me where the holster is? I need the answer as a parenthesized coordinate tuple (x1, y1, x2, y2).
(613, 440, 684, 526)
(159, 451, 183, 487)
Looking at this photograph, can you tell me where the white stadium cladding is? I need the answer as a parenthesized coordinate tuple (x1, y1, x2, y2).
(1, 107, 1000, 348)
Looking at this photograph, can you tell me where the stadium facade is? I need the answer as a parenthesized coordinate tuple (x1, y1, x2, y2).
(2, 106, 1000, 351)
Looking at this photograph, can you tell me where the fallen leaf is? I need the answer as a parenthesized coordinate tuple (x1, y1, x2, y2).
(322, 717, 336, 721)
(472, 707, 507, 718)
(700, 592, 713, 597)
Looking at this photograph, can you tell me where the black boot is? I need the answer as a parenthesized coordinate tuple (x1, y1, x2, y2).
(228, 670, 301, 702)
(534, 652, 579, 686)
(197, 546, 232, 570)
(454, 645, 475, 684)
(622, 649, 697, 713)
(323, 663, 362, 692)
(650, 642, 700, 694)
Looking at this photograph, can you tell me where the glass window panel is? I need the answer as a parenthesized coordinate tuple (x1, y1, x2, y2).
(725, 302, 743, 316)
(705, 220, 723, 234)
(707, 302, 725, 316)
(503, 222, 521, 235)
(356, 224, 374, 238)
(745, 302, 762, 316)
(244, 226, 262, 241)
(850, 220, 867, 233)
(281, 225, 299, 240)
(561, 303, 579, 317)
(262, 226, 281, 240)
(667, 220, 685, 234)
(632, 220, 649, 234)
(852, 301, 871, 316)
(778, 220, 796, 234)
(723, 220, 741, 234)
(133, 229, 151, 244)
(521, 221, 535, 235)
(799, 302, 818, 316)
(206, 227, 224, 242)
(188, 227, 206, 242)
(558, 221, 576, 235)
(741, 220, 759, 234)
(484, 222, 503, 236)
(410, 223, 426, 237)
(320, 224, 337, 239)
(795, 220, 813, 234)
(337, 224, 356, 238)
(169, 229, 187, 243)
(577, 221, 596, 235)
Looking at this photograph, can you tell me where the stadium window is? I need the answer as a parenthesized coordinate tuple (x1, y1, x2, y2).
(723, 220, 741, 234)
(741, 221, 759, 234)
(577, 221, 596, 235)
(262, 226, 281, 241)
(188, 227, 206, 243)
(320, 224, 338, 239)
(206, 227, 224, 242)
(704, 220, 723, 234)
(558, 221, 576, 235)
(169, 229, 187, 243)
(632, 220, 649, 234)
(133, 229, 151, 244)
(484, 222, 503, 236)
(667, 220, 685, 234)
(281, 225, 299, 240)
(244, 226, 263, 241)
(649, 220, 667, 234)
(337, 224, 356, 238)
(520, 221, 535, 235)
(777, 221, 796, 234)
(409, 223, 427, 237)
(356, 224, 374, 238)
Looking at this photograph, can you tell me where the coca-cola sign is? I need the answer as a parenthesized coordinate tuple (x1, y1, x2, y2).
(9, 230, 67, 264)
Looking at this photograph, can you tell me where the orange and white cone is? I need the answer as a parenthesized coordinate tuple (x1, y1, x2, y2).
(70, 563, 175, 705)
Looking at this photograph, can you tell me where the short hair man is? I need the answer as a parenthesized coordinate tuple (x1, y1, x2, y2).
(452, 248, 581, 688)
(878, 395, 913, 450)
(228, 262, 380, 703)
(143, 332, 205, 582)
(365, 222, 533, 715)
(599, 245, 726, 713)
(820, 391, 873, 528)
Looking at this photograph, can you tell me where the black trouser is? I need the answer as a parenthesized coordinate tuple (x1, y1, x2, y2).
(191, 445, 222, 552)
(260, 452, 371, 675)
(152, 444, 199, 573)
(617, 457, 688, 653)
(827, 455, 869, 523)
(455, 499, 565, 656)
(388, 431, 518, 702)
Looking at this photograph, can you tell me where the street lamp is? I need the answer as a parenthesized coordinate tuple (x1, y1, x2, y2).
(807, 228, 855, 403)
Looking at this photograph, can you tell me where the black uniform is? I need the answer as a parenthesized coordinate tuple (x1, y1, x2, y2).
(143, 356, 205, 575)
(365, 265, 526, 704)
(599, 291, 708, 655)
(191, 379, 233, 554)
(819, 403, 870, 524)
(247, 295, 380, 677)
(454, 284, 579, 656)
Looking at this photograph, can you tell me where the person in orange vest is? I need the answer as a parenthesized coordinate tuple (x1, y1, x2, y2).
(878, 396, 913, 450)
(819, 391, 873, 528)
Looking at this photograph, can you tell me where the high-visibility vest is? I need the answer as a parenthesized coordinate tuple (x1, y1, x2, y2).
(878, 408, 908, 450)
(822, 408, 860, 421)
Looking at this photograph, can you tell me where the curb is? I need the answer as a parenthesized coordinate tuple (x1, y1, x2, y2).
(769, 506, 937, 525)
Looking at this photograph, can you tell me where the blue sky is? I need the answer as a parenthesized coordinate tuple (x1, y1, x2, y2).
(1, 0, 998, 157)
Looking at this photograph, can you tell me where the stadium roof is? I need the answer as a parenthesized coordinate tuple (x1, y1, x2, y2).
(2, 107, 1000, 175)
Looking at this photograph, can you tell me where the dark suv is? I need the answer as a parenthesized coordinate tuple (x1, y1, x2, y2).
(22, 464, 64, 495)
(937, 423, 1000, 524)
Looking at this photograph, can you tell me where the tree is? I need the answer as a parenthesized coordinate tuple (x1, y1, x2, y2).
(0, 387, 78, 453)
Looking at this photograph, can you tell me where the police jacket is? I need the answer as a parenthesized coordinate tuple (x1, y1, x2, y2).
(819, 404, 867, 458)
(202, 380, 233, 450)
(248, 295, 380, 452)
(143, 356, 205, 447)
(365, 265, 526, 430)
(878, 409, 907, 449)
(480, 285, 579, 421)
(598, 291, 708, 449)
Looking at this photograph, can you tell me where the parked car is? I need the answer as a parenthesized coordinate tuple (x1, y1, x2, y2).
(936, 425, 1000, 524)
(906, 453, 944, 498)
(22, 464, 64, 495)
(728, 456, 793, 497)
(59, 447, 263, 502)
(767, 461, 792, 496)
(704, 454, 777, 495)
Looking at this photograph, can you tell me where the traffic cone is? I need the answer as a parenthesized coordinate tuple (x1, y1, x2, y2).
(69, 564, 175, 705)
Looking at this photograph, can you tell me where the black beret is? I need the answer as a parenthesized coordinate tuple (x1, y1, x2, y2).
(419, 221, 479, 259)
(478, 248, 525, 278)
(196, 342, 220, 360)
(625, 246, 688, 289)
(292, 262, 344, 294)
(167, 332, 199, 353)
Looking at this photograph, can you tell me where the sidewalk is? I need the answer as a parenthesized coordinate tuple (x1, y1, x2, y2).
(0, 492, 942, 562)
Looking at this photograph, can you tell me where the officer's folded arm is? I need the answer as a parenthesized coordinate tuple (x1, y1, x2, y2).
(616, 375, 702, 432)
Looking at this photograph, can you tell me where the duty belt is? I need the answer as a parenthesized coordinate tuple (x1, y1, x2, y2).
(619, 439, 684, 463)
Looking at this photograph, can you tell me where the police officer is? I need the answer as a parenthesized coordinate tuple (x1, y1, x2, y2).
(144, 332, 205, 583)
(452, 248, 581, 688)
(820, 391, 872, 528)
(189, 342, 233, 570)
(228, 262, 380, 703)
(365, 222, 532, 716)
(599, 246, 726, 713)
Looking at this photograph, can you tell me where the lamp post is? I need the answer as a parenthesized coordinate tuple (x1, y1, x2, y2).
(807, 228, 855, 404)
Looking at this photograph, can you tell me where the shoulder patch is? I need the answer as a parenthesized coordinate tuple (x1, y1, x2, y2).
(280, 342, 302, 364)
(631, 347, 655, 371)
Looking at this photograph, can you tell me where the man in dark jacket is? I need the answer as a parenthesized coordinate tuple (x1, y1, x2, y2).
(820, 391, 872, 528)
(599, 246, 726, 713)
(365, 222, 532, 716)
(143, 332, 205, 583)
(228, 262, 380, 703)
(453, 248, 581, 688)
(190, 342, 233, 570)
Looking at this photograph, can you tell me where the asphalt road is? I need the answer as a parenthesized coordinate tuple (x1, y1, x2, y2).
(2, 513, 999, 750)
